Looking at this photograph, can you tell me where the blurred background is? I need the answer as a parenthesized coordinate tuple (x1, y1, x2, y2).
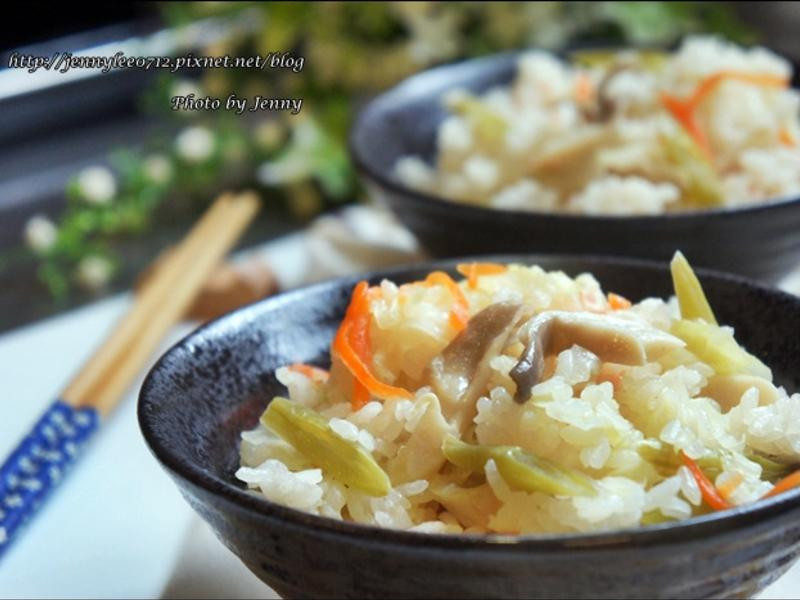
(4, 4, 800, 598)
(1, 1, 798, 332)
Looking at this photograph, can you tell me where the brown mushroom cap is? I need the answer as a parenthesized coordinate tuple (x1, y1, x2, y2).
(429, 302, 526, 432)
(510, 311, 685, 403)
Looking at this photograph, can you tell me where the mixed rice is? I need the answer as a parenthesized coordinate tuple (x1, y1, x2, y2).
(237, 254, 800, 534)
(394, 36, 800, 215)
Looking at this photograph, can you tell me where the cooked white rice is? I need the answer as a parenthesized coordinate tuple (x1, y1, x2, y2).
(394, 36, 800, 214)
(237, 262, 799, 534)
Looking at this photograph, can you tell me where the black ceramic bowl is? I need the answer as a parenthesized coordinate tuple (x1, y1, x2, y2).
(139, 255, 800, 599)
(350, 52, 800, 284)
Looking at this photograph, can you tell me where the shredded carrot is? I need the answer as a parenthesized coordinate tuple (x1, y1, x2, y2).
(680, 450, 732, 511)
(399, 272, 470, 332)
(334, 320, 413, 403)
(779, 127, 796, 147)
(580, 289, 607, 313)
(456, 262, 508, 289)
(351, 381, 370, 410)
(660, 92, 713, 160)
(346, 281, 373, 409)
(694, 71, 787, 104)
(332, 281, 412, 408)
(661, 70, 788, 161)
(574, 72, 595, 104)
(287, 363, 330, 382)
(762, 470, 800, 499)
(717, 472, 744, 502)
(607, 292, 632, 310)
(424, 271, 469, 331)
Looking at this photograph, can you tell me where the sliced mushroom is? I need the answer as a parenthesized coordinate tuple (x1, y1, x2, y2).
(429, 302, 525, 432)
(702, 374, 780, 412)
(581, 61, 640, 123)
(510, 311, 685, 403)
(580, 64, 623, 123)
(530, 125, 614, 174)
(580, 50, 667, 123)
(528, 126, 617, 198)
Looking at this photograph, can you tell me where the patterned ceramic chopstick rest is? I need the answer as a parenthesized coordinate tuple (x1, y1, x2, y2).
(0, 400, 99, 558)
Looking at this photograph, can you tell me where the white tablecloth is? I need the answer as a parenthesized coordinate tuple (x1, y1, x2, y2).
(1, 210, 799, 598)
(0, 233, 309, 599)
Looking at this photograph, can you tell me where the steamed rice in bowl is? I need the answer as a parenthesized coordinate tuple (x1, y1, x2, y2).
(394, 36, 800, 215)
(236, 253, 800, 535)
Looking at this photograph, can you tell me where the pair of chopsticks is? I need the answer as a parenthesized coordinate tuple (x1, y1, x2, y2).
(0, 191, 260, 557)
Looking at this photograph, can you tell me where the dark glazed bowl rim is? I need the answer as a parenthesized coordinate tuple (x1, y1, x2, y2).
(139, 253, 800, 552)
(349, 50, 800, 224)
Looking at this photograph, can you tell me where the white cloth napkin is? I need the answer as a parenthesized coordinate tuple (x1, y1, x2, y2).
(160, 519, 278, 599)
(303, 204, 426, 283)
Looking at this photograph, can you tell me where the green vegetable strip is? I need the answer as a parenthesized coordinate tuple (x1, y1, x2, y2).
(670, 318, 771, 379)
(659, 132, 724, 207)
(447, 93, 508, 145)
(442, 436, 596, 497)
(670, 251, 717, 324)
(641, 509, 676, 525)
(638, 442, 722, 479)
(261, 397, 390, 496)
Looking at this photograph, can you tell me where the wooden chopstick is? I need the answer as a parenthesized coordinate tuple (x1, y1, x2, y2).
(0, 191, 260, 558)
(91, 192, 260, 415)
(61, 193, 230, 407)
(63, 191, 260, 414)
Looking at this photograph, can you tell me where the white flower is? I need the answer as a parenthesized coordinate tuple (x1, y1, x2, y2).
(257, 155, 309, 185)
(175, 126, 215, 163)
(293, 120, 320, 149)
(77, 255, 113, 291)
(24, 215, 57, 253)
(256, 121, 319, 185)
(142, 154, 172, 184)
(77, 166, 116, 205)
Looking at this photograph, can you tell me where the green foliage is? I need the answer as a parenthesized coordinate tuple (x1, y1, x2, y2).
(8, 1, 755, 301)
(601, 2, 755, 45)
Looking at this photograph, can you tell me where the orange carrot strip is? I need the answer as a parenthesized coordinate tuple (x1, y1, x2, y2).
(425, 271, 469, 331)
(762, 470, 800, 499)
(779, 128, 796, 147)
(661, 92, 713, 160)
(694, 72, 787, 104)
(607, 292, 632, 311)
(351, 380, 370, 410)
(343, 282, 372, 361)
(456, 262, 507, 289)
(334, 320, 412, 401)
(334, 281, 372, 409)
(680, 450, 732, 511)
(333, 281, 412, 406)
(661, 71, 788, 161)
(575, 72, 594, 104)
(351, 282, 377, 409)
(717, 472, 744, 502)
(287, 363, 330, 381)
